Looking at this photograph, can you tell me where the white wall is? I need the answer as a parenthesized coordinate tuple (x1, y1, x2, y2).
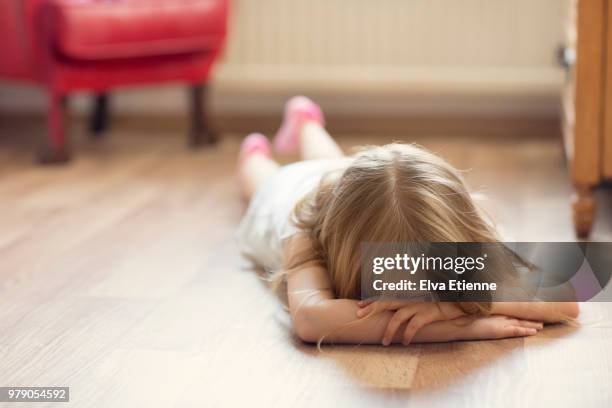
(0, 0, 567, 117)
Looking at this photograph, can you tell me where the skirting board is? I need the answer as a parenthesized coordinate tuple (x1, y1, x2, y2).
(210, 65, 563, 117)
(0, 65, 563, 130)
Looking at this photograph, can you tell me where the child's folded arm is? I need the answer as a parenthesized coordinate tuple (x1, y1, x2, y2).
(292, 297, 465, 344)
(284, 236, 552, 345)
(284, 261, 458, 344)
(489, 302, 579, 323)
(287, 243, 476, 344)
(293, 299, 542, 344)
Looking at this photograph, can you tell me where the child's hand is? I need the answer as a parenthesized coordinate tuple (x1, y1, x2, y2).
(356, 300, 464, 346)
(460, 315, 543, 340)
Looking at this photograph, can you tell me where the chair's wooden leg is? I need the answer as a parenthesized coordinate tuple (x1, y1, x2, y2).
(572, 184, 596, 238)
(38, 90, 71, 164)
(189, 84, 218, 147)
(90, 93, 110, 136)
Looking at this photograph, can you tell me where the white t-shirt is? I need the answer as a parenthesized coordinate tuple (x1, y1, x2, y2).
(236, 158, 351, 271)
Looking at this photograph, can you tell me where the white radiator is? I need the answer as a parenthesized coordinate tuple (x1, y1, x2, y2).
(214, 0, 566, 105)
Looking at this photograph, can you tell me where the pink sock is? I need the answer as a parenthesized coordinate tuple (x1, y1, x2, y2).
(274, 96, 324, 154)
(239, 133, 272, 165)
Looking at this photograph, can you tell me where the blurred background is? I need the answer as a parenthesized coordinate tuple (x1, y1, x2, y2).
(2, 1, 612, 405)
(0, 0, 609, 240)
(1, 0, 565, 123)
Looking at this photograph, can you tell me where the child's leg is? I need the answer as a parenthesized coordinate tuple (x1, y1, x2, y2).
(274, 96, 344, 160)
(238, 133, 279, 200)
(300, 121, 344, 160)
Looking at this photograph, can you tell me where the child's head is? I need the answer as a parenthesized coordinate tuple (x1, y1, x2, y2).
(288, 143, 499, 299)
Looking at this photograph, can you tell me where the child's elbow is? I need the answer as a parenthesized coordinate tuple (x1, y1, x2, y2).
(292, 306, 321, 343)
(564, 302, 580, 319)
(294, 322, 319, 343)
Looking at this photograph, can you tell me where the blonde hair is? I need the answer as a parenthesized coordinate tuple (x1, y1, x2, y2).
(283, 143, 505, 310)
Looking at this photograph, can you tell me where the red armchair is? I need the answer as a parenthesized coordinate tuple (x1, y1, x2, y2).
(0, 0, 229, 163)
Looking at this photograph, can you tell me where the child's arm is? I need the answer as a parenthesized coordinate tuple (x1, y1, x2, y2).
(290, 294, 541, 344)
(287, 261, 542, 344)
(358, 300, 580, 328)
(290, 294, 460, 344)
(285, 243, 538, 344)
(284, 237, 465, 343)
(355, 299, 579, 344)
(489, 302, 579, 322)
(285, 236, 548, 344)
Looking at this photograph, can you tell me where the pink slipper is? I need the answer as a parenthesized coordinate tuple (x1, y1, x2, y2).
(274, 96, 324, 154)
(239, 133, 271, 165)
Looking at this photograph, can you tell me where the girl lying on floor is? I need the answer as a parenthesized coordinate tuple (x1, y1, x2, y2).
(236, 96, 579, 345)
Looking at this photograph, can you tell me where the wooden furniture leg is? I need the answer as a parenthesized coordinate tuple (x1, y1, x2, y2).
(90, 93, 110, 136)
(572, 184, 596, 237)
(189, 84, 218, 147)
(38, 89, 71, 164)
(569, 0, 605, 237)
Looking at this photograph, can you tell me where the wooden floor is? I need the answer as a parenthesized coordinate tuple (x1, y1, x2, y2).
(1, 117, 611, 407)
